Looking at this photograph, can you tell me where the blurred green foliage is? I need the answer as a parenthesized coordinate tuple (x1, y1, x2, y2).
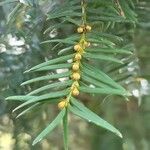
(0, 0, 150, 150)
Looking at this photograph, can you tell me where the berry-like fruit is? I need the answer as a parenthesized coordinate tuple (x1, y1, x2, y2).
(58, 100, 67, 109)
(72, 72, 80, 80)
(86, 25, 92, 32)
(72, 63, 80, 71)
(74, 44, 82, 52)
(77, 27, 84, 33)
(74, 53, 82, 61)
(72, 88, 79, 96)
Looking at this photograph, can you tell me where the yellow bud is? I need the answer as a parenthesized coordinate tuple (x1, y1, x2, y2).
(58, 100, 67, 109)
(72, 63, 80, 71)
(77, 27, 84, 33)
(74, 53, 82, 61)
(84, 41, 91, 47)
(72, 72, 80, 80)
(74, 44, 82, 51)
(86, 25, 92, 32)
(72, 88, 79, 96)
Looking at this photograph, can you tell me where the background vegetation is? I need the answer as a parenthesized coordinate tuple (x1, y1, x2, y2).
(0, 0, 150, 150)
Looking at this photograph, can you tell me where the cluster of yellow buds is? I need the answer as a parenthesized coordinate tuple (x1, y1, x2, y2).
(71, 70, 80, 96)
(77, 25, 92, 33)
(71, 24, 92, 96)
(57, 24, 92, 109)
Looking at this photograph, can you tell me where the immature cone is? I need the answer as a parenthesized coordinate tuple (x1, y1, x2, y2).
(77, 27, 84, 33)
(72, 72, 80, 80)
(72, 63, 80, 71)
(72, 88, 79, 96)
(86, 25, 92, 32)
(58, 100, 67, 109)
(84, 41, 91, 48)
(74, 44, 82, 52)
(74, 53, 82, 61)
